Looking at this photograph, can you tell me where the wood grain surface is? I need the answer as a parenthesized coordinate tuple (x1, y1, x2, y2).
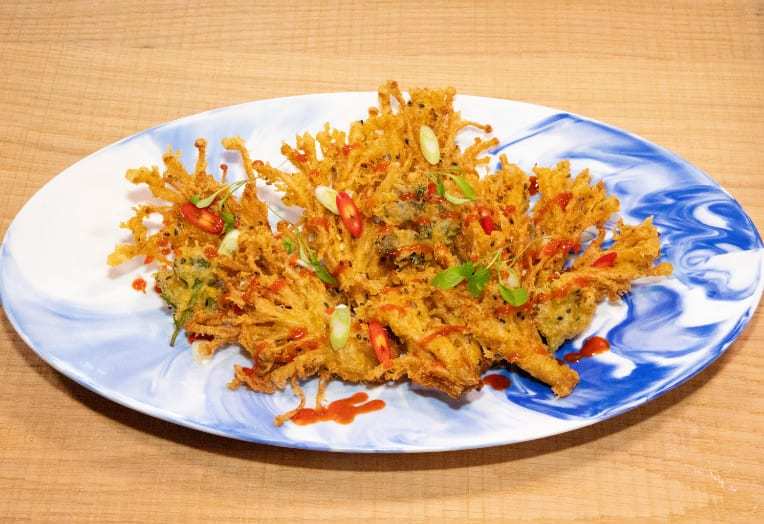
(1, 1, 762, 522)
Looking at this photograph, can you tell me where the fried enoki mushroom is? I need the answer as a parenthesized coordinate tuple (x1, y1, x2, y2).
(109, 81, 671, 424)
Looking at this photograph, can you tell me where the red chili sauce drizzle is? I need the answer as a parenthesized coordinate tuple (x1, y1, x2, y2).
(291, 392, 386, 425)
(482, 374, 511, 390)
(564, 336, 610, 363)
(131, 277, 147, 293)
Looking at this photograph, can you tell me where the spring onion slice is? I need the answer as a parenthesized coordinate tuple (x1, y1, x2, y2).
(419, 125, 441, 165)
(314, 185, 339, 214)
(329, 305, 351, 350)
(218, 229, 240, 256)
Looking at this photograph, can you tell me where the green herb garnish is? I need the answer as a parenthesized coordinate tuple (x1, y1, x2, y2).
(170, 279, 203, 346)
(498, 284, 528, 307)
(192, 180, 247, 209)
(295, 231, 337, 286)
(432, 251, 501, 298)
(283, 237, 295, 254)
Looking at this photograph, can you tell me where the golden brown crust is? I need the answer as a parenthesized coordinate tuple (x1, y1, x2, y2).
(109, 81, 671, 420)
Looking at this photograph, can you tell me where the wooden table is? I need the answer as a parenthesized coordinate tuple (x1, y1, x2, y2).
(1, 1, 762, 522)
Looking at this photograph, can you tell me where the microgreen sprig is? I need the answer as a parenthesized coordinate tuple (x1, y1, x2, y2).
(191, 180, 247, 209)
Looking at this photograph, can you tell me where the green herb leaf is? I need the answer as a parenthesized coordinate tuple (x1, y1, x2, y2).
(467, 266, 490, 298)
(189, 195, 201, 206)
(282, 237, 295, 254)
(431, 266, 466, 289)
(498, 284, 528, 307)
(311, 258, 338, 286)
(221, 210, 236, 233)
(447, 174, 477, 200)
(459, 261, 475, 278)
(426, 172, 446, 197)
(194, 180, 247, 208)
(444, 191, 473, 205)
(170, 279, 204, 346)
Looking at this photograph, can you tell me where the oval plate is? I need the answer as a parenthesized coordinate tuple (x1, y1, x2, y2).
(1, 92, 762, 452)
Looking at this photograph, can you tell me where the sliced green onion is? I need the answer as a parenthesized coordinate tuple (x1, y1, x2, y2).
(218, 229, 240, 256)
(329, 304, 351, 350)
(314, 185, 339, 214)
(419, 125, 440, 165)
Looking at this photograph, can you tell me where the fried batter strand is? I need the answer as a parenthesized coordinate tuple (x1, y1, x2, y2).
(108, 81, 671, 424)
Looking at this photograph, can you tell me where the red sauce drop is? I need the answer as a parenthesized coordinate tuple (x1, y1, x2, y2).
(528, 176, 539, 195)
(399, 192, 417, 201)
(564, 336, 610, 362)
(131, 277, 147, 293)
(187, 332, 213, 343)
(482, 374, 511, 390)
(392, 243, 433, 259)
(374, 161, 389, 173)
(306, 216, 330, 231)
(288, 327, 307, 340)
(418, 325, 468, 347)
(295, 152, 308, 163)
(291, 392, 385, 425)
(332, 260, 351, 277)
(341, 143, 355, 157)
(542, 238, 580, 257)
(553, 191, 573, 210)
(203, 245, 218, 259)
(268, 278, 287, 294)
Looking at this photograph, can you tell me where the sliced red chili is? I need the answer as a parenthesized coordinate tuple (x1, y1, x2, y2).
(180, 203, 224, 235)
(592, 252, 618, 268)
(477, 206, 495, 235)
(528, 176, 539, 196)
(368, 321, 393, 368)
(336, 191, 364, 238)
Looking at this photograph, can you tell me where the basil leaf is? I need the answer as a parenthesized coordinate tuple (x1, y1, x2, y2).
(311, 259, 338, 286)
(447, 174, 476, 200)
(467, 266, 490, 298)
(431, 266, 466, 289)
(459, 261, 475, 278)
(499, 284, 528, 307)
(282, 237, 295, 254)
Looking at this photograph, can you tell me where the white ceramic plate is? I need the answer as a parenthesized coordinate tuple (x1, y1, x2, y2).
(2, 92, 761, 452)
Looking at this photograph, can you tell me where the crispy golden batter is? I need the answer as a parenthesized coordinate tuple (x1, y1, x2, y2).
(109, 81, 671, 424)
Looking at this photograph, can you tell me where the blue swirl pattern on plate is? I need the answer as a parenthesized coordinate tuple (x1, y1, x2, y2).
(1, 93, 762, 452)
